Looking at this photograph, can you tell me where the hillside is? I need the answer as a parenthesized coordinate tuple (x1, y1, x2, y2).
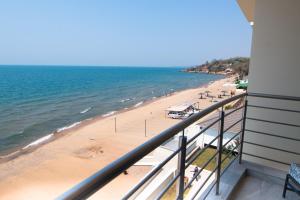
(184, 57, 249, 77)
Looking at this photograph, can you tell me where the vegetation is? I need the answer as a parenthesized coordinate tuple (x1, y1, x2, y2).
(161, 184, 190, 200)
(184, 57, 249, 77)
(224, 104, 234, 110)
(192, 147, 235, 171)
(161, 147, 236, 199)
(162, 147, 236, 199)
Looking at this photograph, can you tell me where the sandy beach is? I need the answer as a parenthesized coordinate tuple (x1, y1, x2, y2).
(0, 76, 237, 200)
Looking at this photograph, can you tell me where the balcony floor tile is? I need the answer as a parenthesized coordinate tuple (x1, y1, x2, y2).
(230, 175, 299, 200)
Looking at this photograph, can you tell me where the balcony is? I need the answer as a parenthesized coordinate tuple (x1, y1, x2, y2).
(58, 93, 300, 200)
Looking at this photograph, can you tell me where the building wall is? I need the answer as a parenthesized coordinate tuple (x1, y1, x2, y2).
(244, 0, 300, 170)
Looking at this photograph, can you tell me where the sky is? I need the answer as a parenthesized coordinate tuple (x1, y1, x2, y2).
(0, 0, 252, 67)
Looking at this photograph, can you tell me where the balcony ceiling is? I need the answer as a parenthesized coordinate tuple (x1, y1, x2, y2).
(237, 0, 256, 22)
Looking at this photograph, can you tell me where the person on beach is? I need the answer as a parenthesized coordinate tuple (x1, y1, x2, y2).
(191, 166, 200, 181)
(230, 90, 235, 97)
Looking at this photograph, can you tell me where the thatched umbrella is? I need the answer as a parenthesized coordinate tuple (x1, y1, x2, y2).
(199, 92, 205, 99)
(210, 95, 216, 102)
(221, 90, 227, 96)
(205, 90, 211, 97)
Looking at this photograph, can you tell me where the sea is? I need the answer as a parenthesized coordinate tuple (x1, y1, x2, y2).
(0, 66, 223, 156)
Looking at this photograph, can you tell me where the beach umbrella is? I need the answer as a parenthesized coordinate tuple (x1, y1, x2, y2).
(221, 90, 227, 96)
(205, 90, 211, 97)
(210, 95, 216, 102)
(198, 92, 205, 99)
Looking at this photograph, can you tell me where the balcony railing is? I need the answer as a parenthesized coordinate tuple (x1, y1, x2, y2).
(57, 92, 300, 200)
(243, 92, 300, 167)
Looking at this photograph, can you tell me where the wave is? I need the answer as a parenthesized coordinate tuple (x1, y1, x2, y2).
(152, 96, 157, 99)
(56, 122, 82, 133)
(102, 111, 116, 117)
(120, 98, 132, 103)
(23, 134, 54, 150)
(0, 150, 21, 159)
(80, 107, 92, 114)
(134, 101, 144, 107)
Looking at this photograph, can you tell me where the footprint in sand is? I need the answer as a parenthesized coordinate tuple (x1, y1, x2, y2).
(74, 146, 104, 159)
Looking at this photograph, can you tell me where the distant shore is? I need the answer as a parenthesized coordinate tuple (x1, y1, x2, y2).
(0, 76, 237, 200)
(182, 69, 230, 75)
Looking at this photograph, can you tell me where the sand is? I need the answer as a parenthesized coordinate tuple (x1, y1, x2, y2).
(0, 76, 237, 200)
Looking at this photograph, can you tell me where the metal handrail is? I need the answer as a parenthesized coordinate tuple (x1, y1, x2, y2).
(184, 151, 218, 191)
(224, 105, 244, 117)
(186, 117, 221, 145)
(58, 92, 300, 200)
(58, 93, 246, 200)
(156, 173, 180, 200)
(200, 145, 241, 200)
(222, 131, 241, 148)
(122, 147, 181, 199)
(247, 92, 300, 101)
(185, 134, 220, 168)
(190, 166, 218, 200)
(242, 152, 290, 166)
(221, 143, 240, 163)
(188, 93, 300, 199)
(223, 118, 243, 133)
(245, 129, 300, 142)
(242, 92, 300, 167)
(247, 104, 300, 113)
(243, 141, 300, 156)
(246, 117, 300, 128)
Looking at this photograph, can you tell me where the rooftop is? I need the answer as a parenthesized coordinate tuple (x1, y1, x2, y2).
(166, 103, 195, 112)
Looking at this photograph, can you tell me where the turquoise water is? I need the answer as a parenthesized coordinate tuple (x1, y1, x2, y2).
(0, 66, 223, 155)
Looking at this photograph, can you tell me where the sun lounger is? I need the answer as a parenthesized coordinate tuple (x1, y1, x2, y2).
(283, 162, 300, 198)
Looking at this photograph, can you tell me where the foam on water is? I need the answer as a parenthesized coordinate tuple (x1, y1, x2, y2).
(120, 98, 132, 103)
(23, 134, 54, 149)
(80, 107, 92, 114)
(102, 111, 116, 117)
(56, 122, 81, 133)
(134, 101, 144, 107)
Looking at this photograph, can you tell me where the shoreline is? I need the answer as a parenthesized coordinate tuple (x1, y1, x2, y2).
(0, 76, 223, 163)
(0, 75, 238, 200)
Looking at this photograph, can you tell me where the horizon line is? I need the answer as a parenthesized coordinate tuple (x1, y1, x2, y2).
(0, 64, 192, 68)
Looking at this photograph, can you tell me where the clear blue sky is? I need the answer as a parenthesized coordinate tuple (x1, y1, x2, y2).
(0, 0, 252, 66)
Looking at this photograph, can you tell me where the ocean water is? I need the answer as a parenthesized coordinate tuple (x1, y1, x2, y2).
(0, 66, 223, 155)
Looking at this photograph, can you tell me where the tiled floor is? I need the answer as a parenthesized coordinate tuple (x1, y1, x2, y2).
(230, 175, 299, 200)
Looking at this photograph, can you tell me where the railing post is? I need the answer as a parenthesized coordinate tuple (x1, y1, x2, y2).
(239, 99, 248, 164)
(177, 133, 187, 200)
(216, 109, 225, 195)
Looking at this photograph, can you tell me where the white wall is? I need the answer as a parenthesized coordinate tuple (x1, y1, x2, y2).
(244, 0, 300, 170)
